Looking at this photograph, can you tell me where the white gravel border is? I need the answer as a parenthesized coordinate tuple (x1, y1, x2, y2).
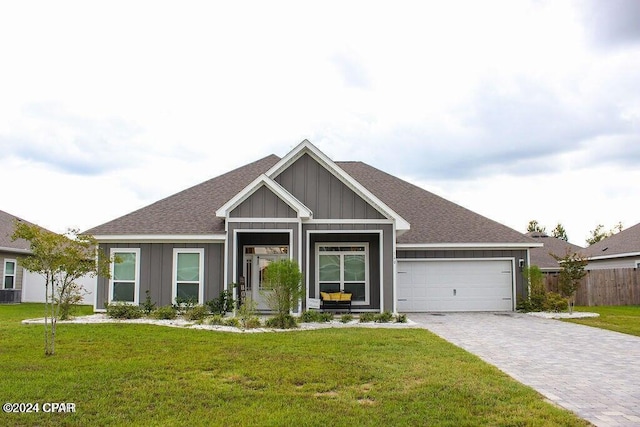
(21, 313, 419, 333)
(527, 311, 600, 319)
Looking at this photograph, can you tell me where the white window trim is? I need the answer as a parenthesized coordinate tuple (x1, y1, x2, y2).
(316, 243, 370, 305)
(3, 259, 17, 290)
(109, 248, 141, 305)
(172, 248, 205, 305)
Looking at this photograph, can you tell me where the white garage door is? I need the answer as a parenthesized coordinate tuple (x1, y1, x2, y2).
(397, 260, 514, 312)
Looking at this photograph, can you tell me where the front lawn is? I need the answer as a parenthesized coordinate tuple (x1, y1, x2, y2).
(0, 304, 588, 426)
(568, 305, 640, 337)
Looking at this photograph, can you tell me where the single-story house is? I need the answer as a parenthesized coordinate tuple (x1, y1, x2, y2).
(86, 140, 540, 313)
(0, 209, 96, 304)
(0, 209, 30, 303)
(526, 232, 585, 273)
(583, 222, 640, 270)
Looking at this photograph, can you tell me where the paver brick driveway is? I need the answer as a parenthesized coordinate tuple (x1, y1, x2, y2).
(409, 312, 640, 427)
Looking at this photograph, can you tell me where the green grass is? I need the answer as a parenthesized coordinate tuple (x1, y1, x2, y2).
(0, 304, 588, 426)
(568, 305, 640, 337)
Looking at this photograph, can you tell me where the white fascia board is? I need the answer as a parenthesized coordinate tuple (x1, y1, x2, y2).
(93, 234, 226, 243)
(266, 139, 411, 231)
(0, 246, 32, 254)
(215, 174, 312, 219)
(397, 242, 544, 250)
(587, 251, 640, 261)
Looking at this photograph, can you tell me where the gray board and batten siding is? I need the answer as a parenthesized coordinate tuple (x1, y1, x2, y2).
(97, 243, 224, 309)
(230, 186, 298, 219)
(274, 153, 386, 220)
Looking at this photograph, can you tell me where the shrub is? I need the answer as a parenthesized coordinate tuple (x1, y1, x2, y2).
(319, 312, 334, 322)
(173, 296, 197, 314)
(524, 266, 547, 312)
(237, 298, 258, 329)
(152, 305, 177, 320)
(544, 292, 569, 312)
(205, 290, 234, 315)
(208, 314, 225, 325)
(184, 305, 209, 321)
(56, 282, 88, 320)
(223, 317, 240, 328)
(265, 314, 298, 329)
(516, 296, 532, 312)
(299, 310, 320, 323)
(359, 312, 376, 323)
(244, 317, 262, 329)
(340, 314, 354, 323)
(375, 311, 394, 323)
(142, 290, 157, 316)
(106, 302, 143, 319)
(299, 310, 333, 323)
(395, 313, 408, 323)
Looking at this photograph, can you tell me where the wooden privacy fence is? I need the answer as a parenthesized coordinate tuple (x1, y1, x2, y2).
(545, 268, 640, 306)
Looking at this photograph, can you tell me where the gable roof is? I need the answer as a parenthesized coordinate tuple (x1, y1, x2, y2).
(338, 162, 536, 246)
(86, 143, 537, 247)
(266, 140, 410, 231)
(525, 232, 585, 270)
(584, 221, 640, 260)
(0, 209, 42, 253)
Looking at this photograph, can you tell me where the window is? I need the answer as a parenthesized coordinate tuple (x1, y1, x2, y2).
(109, 249, 140, 304)
(317, 244, 368, 304)
(173, 249, 204, 304)
(3, 259, 16, 289)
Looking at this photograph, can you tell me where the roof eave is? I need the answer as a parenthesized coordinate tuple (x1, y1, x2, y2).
(397, 242, 543, 250)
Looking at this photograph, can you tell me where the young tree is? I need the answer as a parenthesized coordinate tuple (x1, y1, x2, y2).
(12, 221, 110, 355)
(586, 222, 623, 246)
(550, 250, 587, 314)
(551, 223, 568, 241)
(526, 220, 546, 233)
(262, 259, 303, 328)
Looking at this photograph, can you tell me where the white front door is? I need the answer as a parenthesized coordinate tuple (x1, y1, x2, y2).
(243, 246, 289, 311)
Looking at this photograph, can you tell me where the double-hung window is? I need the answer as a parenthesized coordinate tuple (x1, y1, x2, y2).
(3, 259, 16, 289)
(109, 249, 140, 304)
(173, 249, 204, 305)
(317, 244, 368, 304)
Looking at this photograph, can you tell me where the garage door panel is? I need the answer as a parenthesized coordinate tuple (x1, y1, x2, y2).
(397, 260, 514, 312)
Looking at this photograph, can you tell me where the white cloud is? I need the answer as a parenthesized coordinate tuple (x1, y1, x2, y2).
(0, 0, 638, 238)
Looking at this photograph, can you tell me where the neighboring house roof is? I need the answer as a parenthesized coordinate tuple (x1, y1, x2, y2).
(0, 209, 36, 253)
(525, 231, 584, 271)
(584, 222, 640, 260)
(86, 146, 536, 246)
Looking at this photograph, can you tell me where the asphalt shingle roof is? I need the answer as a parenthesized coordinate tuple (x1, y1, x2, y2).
(0, 209, 40, 252)
(584, 222, 640, 258)
(86, 155, 281, 235)
(525, 232, 585, 270)
(338, 161, 533, 244)
(87, 155, 535, 245)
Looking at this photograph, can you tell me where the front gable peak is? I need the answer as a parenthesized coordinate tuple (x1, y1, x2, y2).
(266, 140, 410, 231)
(215, 174, 312, 220)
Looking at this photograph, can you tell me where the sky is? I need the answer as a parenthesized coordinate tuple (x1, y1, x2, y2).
(1, 0, 639, 246)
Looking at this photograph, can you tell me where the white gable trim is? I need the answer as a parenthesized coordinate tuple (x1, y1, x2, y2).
(216, 174, 312, 219)
(266, 140, 411, 232)
(397, 242, 543, 250)
(94, 234, 226, 243)
(587, 251, 640, 261)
